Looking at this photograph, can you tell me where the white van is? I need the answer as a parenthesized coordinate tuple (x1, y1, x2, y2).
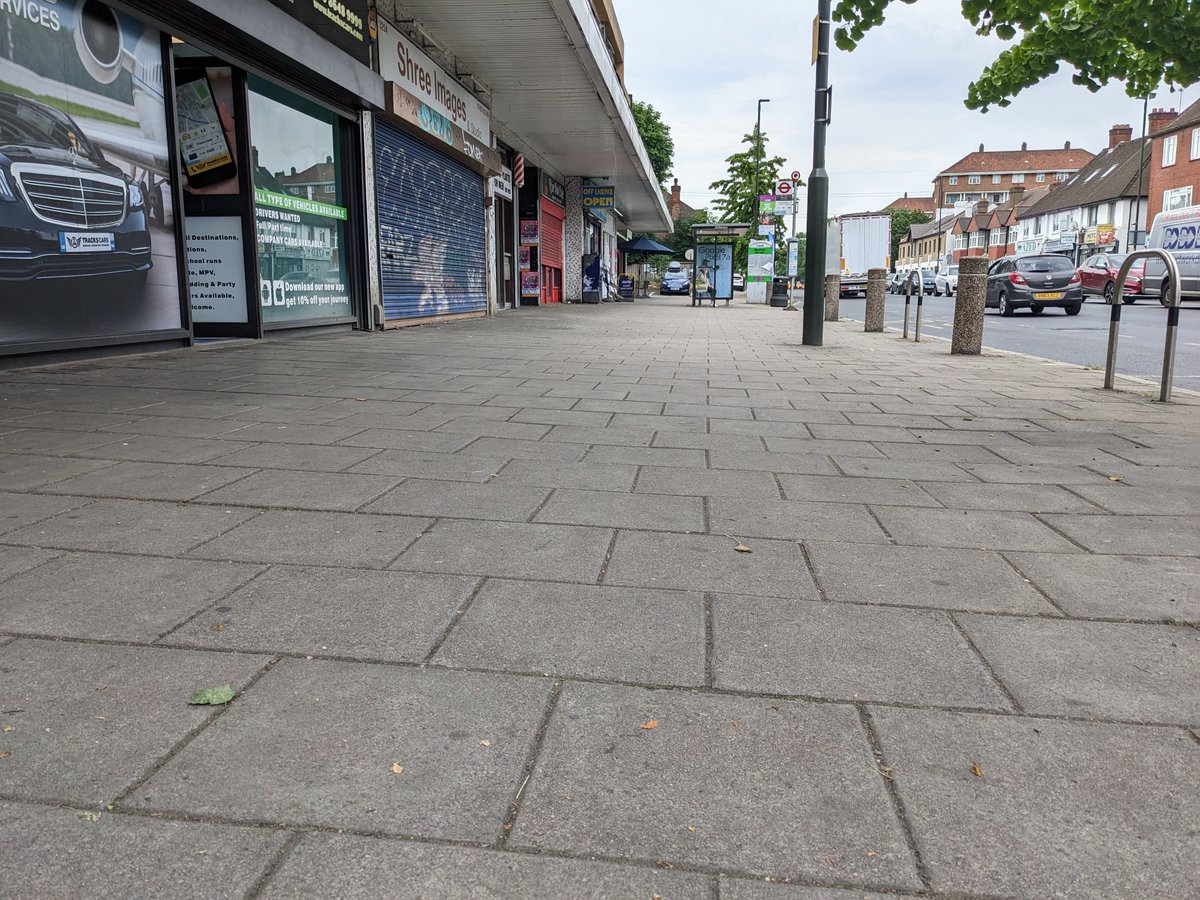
(1144, 205, 1200, 305)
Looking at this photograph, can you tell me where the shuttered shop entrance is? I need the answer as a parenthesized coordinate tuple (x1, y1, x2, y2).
(540, 197, 565, 304)
(375, 122, 486, 321)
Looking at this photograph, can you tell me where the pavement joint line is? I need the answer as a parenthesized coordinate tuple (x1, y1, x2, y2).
(421, 576, 488, 666)
(994, 553, 1073, 619)
(245, 830, 303, 900)
(863, 506, 899, 545)
(1029, 511, 1096, 554)
(183, 506, 269, 555)
(855, 703, 934, 893)
(523, 487, 557, 525)
(153, 563, 273, 644)
(111, 654, 283, 807)
(771, 471, 787, 500)
(628, 464, 642, 494)
(1056, 483, 1119, 514)
(797, 543, 831, 603)
(594, 529, 620, 585)
(947, 613, 1024, 713)
(703, 591, 716, 688)
(496, 677, 563, 848)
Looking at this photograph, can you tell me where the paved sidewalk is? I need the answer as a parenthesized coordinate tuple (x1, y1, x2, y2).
(1, 298, 1197, 898)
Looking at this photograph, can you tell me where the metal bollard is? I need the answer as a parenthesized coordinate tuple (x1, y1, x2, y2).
(864, 268, 887, 332)
(1104, 250, 1182, 401)
(824, 274, 840, 322)
(951, 257, 989, 355)
(915, 277, 924, 343)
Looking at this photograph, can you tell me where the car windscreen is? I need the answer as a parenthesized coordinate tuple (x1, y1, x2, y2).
(948, 266, 958, 275)
(1017, 257, 1075, 274)
(0, 97, 102, 159)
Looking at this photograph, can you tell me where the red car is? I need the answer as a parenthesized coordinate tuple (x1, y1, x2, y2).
(1076, 253, 1146, 304)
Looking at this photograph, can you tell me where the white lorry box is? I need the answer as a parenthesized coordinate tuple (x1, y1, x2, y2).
(1144, 205, 1200, 303)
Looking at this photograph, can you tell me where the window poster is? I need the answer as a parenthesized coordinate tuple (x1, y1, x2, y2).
(0, 0, 182, 349)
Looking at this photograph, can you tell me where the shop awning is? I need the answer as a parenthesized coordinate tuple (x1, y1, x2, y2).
(390, 0, 672, 233)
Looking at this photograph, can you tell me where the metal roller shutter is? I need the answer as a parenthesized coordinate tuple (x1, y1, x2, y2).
(540, 199, 565, 269)
(375, 122, 486, 320)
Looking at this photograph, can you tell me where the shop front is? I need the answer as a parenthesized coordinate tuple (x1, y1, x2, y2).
(539, 172, 566, 304)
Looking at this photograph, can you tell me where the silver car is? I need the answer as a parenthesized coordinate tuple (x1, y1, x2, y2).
(935, 265, 958, 296)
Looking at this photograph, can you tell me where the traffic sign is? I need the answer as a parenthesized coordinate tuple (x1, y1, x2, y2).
(791, 170, 801, 181)
(776, 180, 793, 196)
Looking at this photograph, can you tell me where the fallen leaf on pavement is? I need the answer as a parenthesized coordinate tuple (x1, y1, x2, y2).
(210, 623, 225, 633)
(77, 811, 102, 822)
(639, 719, 658, 730)
(971, 763, 984, 777)
(480, 739, 491, 747)
(0, 751, 10, 759)
(687, 825, 696, 833)
(2, 725, 12, 732)
(734, 541, 752, 553)
(188, 684, 234, 706)
(355, 397, 368, 402)
(1108, 475, 1124, 482)
(389, 763, 404, 774)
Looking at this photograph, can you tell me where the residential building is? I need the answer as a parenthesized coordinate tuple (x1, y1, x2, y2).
(934, 142, 1095, 208)
(886, 193, 936, 215)
(951, 186, 1050, 262)
(1146, 99, 1200, 227)
(897, 213, 958, 271)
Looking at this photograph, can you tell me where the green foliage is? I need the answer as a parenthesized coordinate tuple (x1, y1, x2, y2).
(889, 209, 932, 268)
(632, 101, 676, 185)
(709, 130, 797, 273)
(832, 0, 1200, 110)
(189, 684, 234, 706)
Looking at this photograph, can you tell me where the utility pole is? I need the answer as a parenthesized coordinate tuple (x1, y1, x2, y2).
(802, 0, 831, 345)
(1131, 94, 1150, 251)
(751, 98, 770, 220)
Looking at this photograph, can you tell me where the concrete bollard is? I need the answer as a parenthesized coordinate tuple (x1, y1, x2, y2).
(824, 274, 840, 322)
(952, 256, 989, 355)
(864, 268, 887, 332)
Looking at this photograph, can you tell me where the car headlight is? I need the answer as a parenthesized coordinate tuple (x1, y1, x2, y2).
(128, 181, 144, 208)
(0, 169, 14, 202)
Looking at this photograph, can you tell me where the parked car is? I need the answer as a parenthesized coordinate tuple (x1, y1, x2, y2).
(659, 270, 691, 295)
(1076, 253, 1145, 304)
(986, 254, 1082, 315)
(935, 265, 958, 296)
(732, 272, 745, 291)
(916, 268, 937, 294)
(886, 272, 904, 294)
(1142, 205, 1200, 306)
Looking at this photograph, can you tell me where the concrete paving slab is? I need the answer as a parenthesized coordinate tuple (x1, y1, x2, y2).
(334, 428, 477, 452)
(830, 457, 976, 482)
(0, 546, 60, 583)
(1063, 481, 1200, 515)
(652, 432, 766, 452)
(707, 450, 841, 476)
(346, 450, 509, 482)
(0, 499, 260, 555)
(206, 442, 384, 472)
(806, 542, 1057, 614)
(718, 880, 897, 899)
(0, 428, 129, 455)
(392, 520, 612, 583)
(708, 498, 888, 544)
(714, 596, 1009, 709)
(213, 422, 368, 445)
(0, 639, 268, 805)
(955, 463, 1111, 485)
(129, 660, 551, 842)
(490, 458, 638, 492)
(605, 531, 816, 597)
(958, 615, 1199, 724)
(709, 419, 817, 439)
(261, 832, 711, 899)
(869, 707, 1200, 897)
(71, 434, 259, 464)
(365, 480, 550, 522)
(761, 438, 887, 457)
(1006, 552, 1200, 622)
(435, 579, 705, 685)
(870, 507, 1083, 552)
(0, 551, 260, 641)
(583, 444, 706, 468)
(197, 470, 399, 512)
(541, 425, 659, 446)
(0, 453, 115, 490)
(435, 419, 553, 441)
(870, 441, 1004, 463)
(777, 474, 940, 507)
(456, 437, 588, 460)
(535, 488, 704, 532)
(1039, 514, 1200, 556)
(42, 461, 257, 502)
(0, 491, 93, 535)
(106, 415, 271, 439)
(635, 467, 782, 499)
(511, 682, 921, 888)
(0, 800, 286, 899)
(915, 481, 1102, 513)
(170, 566, 477, 661)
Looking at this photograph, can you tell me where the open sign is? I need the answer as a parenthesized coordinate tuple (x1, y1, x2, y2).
(582, 185, 615, 208)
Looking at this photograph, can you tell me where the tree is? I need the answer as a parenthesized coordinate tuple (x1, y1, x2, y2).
(832, 0, 1200, 111)
(889, 209, 932, 270)
(709, 129, 795, 273)
(632, 101, 675, 185)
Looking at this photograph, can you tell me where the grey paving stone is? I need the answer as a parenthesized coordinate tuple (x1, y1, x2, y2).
(610, 413, 707, 433)
(1063, 481, 1200, 515)
(583, 444, 706, 468)
(188, 510, 430, 568)
(71, 434, 258, 464)
(805, 542, 1057, 614)
(718, 880, 896, 899)
(365, 480, 550, 522)
(1006, 552, 1200, 622)
(490, 458, 638, 492)
(957, 615, 1199, 724)
(652, 432, 766, 452)
(869, 707, 1200, 897)
(197, 470, 399, 512)
(511, 683, 920, 888)
(262, 833, 711, 899)
(605, 531, 816, 597)
(0, 551, 260, 641)
(335, 428, 476, 452)
(709, 419, 816, 439)
(714, 596, 1008, 709)
(436, 418, 553, 441)
(7, 410, 137, 431)
(535, 489, 705, 532)
(1039, 514, 1200, 556)
(831, 457, 975, 482)
(0, 639, 268, 805)
(0, 546, 59, 583)
(1, 499, 260, 555)
(635, 467, 781, 499)
(42, 461, 257, 502)
(130, 660, 550, 842)
(707, 450, 839, 476)
(171, 565, 477, 661)
(207, 442, 384, 472)
(435, 579, 705, 685)
(346, 450, 508, 482)
(808, 424, 918, 443)
(663, 402, 755, 420)
(0, 428, 129, 455)
(762, 438, 893, 458)
(394, 520, 612, 582)
(870, 507, 1082, 552)
(0, 453, 114, 490)
(456, 437, 588, 460)
(213, 421, 367, 445)
(777, 474, 940, 507)
(0, 800, 286, 900)
(509, 408, 613, 428)
(0, 492, 92, 535)
(871, 441, 1004, 463)
(916, 481, 1102, 513)
(708, 498, 888, 544)
(109, 415, 273, 439)
(955, 463, 1109, 484)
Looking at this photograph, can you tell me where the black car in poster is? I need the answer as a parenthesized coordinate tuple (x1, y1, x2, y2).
(0, 91, 152, 286)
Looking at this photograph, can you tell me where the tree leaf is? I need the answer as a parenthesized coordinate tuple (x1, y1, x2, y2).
(971, 763, 984, 777)
(389, 763, 404, 774)
(188, 684, 234, 706)
(639, 719, 659, 730)
(734, 542, 753, 553)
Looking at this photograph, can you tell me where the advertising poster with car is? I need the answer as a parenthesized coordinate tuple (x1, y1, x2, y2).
(695, 243, 734, 300)
(0, 0, 182, 349)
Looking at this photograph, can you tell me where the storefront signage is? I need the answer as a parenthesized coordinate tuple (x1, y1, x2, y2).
(1084, 224, 1116, 246)
(185, 217, 248, 323)
(521, 270, 540, 298)
(265, 0, 371, 66)
(385, 82, 502, 177)
(582, 185, 615, 208)
(377, 15, 491, 145)
(255, 188, 347, 221)
(542, 173, 566, 208)
(491, 167, 514, 202)
(520, 220, 540, 244)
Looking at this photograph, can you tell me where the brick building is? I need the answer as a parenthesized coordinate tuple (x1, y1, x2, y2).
(1146, 100, 1200, 226)
(935, 143, 1095, 208)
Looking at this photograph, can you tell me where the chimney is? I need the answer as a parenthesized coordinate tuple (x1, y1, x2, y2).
(1010, 185, 1025, 203)
(1109, 124, 1133, 148)
(1021, 141, 1028, 151)
(1148, 108, 1179, 134)
(978, 143, 984, 152)
(669, 178, 681, 220)
(290, 167, 297, 176)
(1064, 141, 1071, 150)
(975, 199, 989, 214)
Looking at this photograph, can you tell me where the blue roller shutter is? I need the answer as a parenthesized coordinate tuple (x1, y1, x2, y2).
(375, 121, 486, 320)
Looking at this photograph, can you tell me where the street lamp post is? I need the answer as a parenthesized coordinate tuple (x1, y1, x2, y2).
(803, 0, 831, 345)
(751, 98, 770, 219)
(1131, 94, 1151, 251)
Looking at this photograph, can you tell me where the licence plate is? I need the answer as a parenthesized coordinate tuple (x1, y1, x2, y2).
(59, 232, 115, 253)
(1034, 291, 1063, 300)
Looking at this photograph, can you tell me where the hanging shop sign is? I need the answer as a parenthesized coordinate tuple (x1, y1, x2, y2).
(265, 0, 371, 66)
(582, 185, 616, 208)
(1084, 224, 1116, 246)
(377, 15, 491, 145)
(542, 173, 566, 208)
(384, 83, 502, 177)
(491, 167, 514, 201)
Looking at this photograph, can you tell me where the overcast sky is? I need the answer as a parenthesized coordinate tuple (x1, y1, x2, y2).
(613, 0, 1189, 226)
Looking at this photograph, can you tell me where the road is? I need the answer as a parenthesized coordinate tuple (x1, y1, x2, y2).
(835, 293, 1200, 388)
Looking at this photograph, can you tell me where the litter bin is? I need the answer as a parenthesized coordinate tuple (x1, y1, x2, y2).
(769, 276, 790, 307)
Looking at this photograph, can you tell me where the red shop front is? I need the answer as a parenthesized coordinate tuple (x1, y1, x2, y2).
(539, 174, 566, 303)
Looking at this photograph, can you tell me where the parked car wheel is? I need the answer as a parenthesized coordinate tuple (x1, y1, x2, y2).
(1030, 304, 1044, 315)
(998, 292, 1013, 317)
(1103, 281, 1115, 304)
(1065, 303, 1082, 316)
(1160, 278, 1173, 308)
(1121, 296, 1137, 305)
(934, 286, 942, 296)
